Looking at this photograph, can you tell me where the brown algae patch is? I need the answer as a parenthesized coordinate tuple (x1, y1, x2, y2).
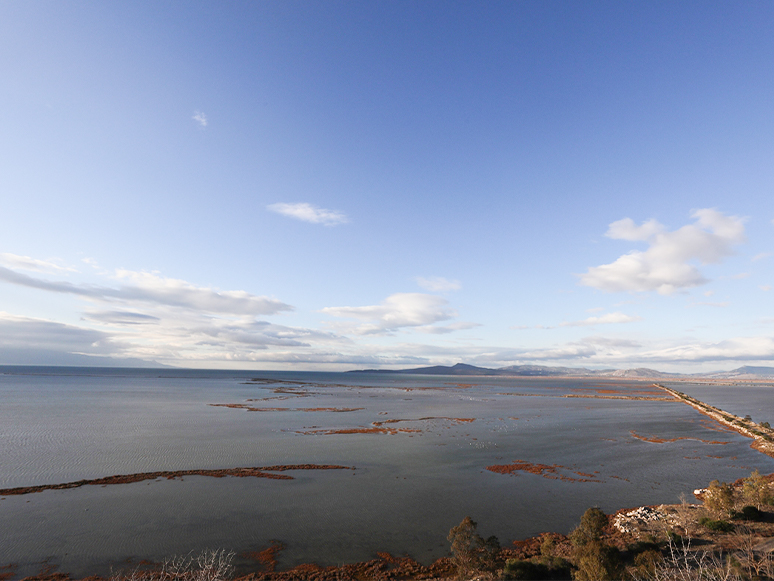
(242, 541, 286, 572)
(210, 404, 363, 412)
(295, 416, 475, 436)
(629, 430, 729, 445)
(486, 460, 603, 483)
(0, 465, 354, 497)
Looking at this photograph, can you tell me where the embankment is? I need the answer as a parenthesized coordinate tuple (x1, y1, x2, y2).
(654, 383, 774, 458)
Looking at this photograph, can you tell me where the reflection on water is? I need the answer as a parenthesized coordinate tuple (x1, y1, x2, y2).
(1, 367, 773, 578)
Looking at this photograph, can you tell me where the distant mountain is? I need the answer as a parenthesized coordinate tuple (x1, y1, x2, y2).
(497, 364, 604, 376)
(349, 363, 774, 379)
(354, 363, 503, 375)
(608, 368, 680, 378)
(351, 363, 676, 377)
(701, 366, 774, 379)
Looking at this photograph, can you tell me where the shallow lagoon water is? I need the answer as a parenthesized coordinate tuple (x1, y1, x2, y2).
(2, 367, 773, 577)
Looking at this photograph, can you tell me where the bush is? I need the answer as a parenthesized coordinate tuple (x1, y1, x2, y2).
(503, 559, 550, 580)
(571, 541, 620, 581)
(110, 549, 235, 581)
(698, 517, 734, 532)
(733, 505, 765, 521)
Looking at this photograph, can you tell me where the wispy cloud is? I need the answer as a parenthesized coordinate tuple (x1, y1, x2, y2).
(0, 253, 77, 273)
(752, 252, 771, 262)
(559, 312, 642, 327)
(192, 111, 207, 127)
(417, 321, 481, 334)
(416, 276, 461, 292)
(0, 266, 292, 316)
(580, 209, 745, 295)
(267, 202, 348, 226)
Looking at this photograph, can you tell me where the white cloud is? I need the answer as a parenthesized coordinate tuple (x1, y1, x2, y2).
(760, 285, 771, 292)
(417, 321, 481, 334)
(267, 202, 348, 226)
(0, 253, 76, 273)
(0, 266, 292, 316)
(416, 276, 461, 292)
(559, 312, 642, 327)
(193, 111, 207, 127)
(752, 252, 771, 262)
(580, 208, 746, 295)
(322, 293, 457, 335)
(693, 302, 729, 308)
(605, 217, 665, 241)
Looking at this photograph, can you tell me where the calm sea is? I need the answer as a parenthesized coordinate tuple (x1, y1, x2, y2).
(1, 367, 773, 578)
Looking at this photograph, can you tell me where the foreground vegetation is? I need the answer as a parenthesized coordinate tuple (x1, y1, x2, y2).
(14, 470, 774, 581)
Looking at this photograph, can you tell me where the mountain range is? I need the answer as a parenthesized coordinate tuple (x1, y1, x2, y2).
(351, 363, 774, 379)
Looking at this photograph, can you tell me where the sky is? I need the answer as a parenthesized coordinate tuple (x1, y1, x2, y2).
(1, 1, 773, 372)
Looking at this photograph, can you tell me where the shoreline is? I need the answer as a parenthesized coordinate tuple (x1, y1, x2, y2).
(653, 383, 774, 458)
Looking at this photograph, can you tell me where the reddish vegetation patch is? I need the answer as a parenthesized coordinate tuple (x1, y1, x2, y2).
(486, 460, 602, 483)
(296, 416, 475, 436)
(296, 427, 421, 435)
(237, 554, 456, 581)
(0, 564, 16, 581)
(630, 430, 729, 445)
(0, 465, 353, 497)
(511, 533, 571, 561)
(372, 417, 475, 426)
(570, 387, 666, 397)
(242, 541, 286, 573)
(210, 404, 363, 413)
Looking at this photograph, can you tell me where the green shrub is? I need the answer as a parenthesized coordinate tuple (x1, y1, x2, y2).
(503, 559, 549, 580)
(733, 505, 765, 521)
(698, 516, 734, 532)
(572, 541, 621, 581)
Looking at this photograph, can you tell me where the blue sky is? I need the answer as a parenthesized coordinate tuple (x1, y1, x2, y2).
(1, 1, 773, 371)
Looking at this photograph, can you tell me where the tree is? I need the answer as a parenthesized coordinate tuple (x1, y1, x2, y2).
(742, 469, 773, 511)
(704, 480, 736, 517)
(570, 508, 620, 581)
(447, 516, 500, 579)
(570, 507, 607, 546)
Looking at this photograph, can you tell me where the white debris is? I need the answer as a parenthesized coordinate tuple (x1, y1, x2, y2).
(613, 506, 667, 534)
